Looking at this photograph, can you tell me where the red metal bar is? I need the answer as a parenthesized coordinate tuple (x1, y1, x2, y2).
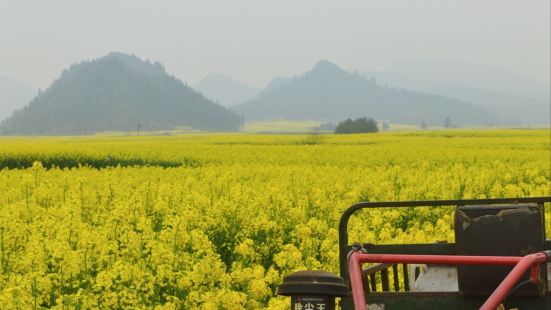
(530, 265, 539, 282)
(348, 252, 548, 310)
(480, 253, 547, 310)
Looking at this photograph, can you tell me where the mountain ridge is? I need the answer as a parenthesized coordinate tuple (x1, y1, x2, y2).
(234, 60, 496, 126)
(1, 53, 241, 135)
(365, 59, 550, 124)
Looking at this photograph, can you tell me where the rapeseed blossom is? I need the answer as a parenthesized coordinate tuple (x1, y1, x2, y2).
(0, 130, 549, 308)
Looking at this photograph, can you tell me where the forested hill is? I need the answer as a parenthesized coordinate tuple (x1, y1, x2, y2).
(233, 60, 496, 126)
(0, 53, 241, 135)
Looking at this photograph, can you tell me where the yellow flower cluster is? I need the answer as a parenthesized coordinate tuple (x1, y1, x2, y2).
(0, 130, 549, 308)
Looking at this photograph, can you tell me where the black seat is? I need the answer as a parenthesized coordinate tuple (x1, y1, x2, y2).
(454, 203, 545, 295)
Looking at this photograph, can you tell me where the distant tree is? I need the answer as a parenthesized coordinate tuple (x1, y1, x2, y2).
(444, 116, 451, 128)
(366, 118, 379, 132)
(335, 117, 378, 134)
(382, 121, 390, 130)
(421, 120, 427, 130)
(335, 119, 354, 134)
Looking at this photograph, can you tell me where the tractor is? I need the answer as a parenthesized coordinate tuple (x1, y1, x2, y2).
(278, 197, 551, 310)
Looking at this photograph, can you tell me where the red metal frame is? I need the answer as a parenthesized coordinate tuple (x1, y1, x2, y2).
(348, 252, 549, 310)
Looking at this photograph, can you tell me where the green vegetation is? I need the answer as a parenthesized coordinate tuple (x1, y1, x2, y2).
(335, 117, 379, 134)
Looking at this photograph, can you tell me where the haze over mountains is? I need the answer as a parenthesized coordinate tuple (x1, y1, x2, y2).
(233, 60, 496, 126)
(195, 73, 259, 107)
(0, 77, 35, 122)
(0, 53, 241, 135)
(366, 60, 550, 125)
(370, 60, 549, 97)
(260, 77, 292, 95)
(1, 53, 548, 135)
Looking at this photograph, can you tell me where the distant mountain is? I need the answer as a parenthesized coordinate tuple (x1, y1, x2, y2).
(369, 59, 550, 99)
(366, 59, 550, 124)
(261, 76, 292, 95)
(234, 60, 495, 126)
(1, 53, 241, 135)
(0, 77, 35, 121)
(195, 73, 259, 106)
(430, 87, 550, 125)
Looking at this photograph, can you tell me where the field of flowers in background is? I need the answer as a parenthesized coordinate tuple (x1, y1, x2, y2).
(0, 130, 549, 309)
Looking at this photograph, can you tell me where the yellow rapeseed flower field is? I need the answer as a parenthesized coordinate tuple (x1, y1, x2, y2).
(0, 130, 549, 309)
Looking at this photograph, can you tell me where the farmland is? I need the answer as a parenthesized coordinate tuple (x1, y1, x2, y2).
(0, 130, 549, 309)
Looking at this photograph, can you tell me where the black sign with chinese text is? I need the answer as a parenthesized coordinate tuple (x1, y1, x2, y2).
(291, 295, 335, 310)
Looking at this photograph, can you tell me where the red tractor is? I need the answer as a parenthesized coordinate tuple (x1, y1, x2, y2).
(279, 197, 551, 310)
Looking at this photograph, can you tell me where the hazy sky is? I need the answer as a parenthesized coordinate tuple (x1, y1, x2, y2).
(1, 0, 549, 90)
